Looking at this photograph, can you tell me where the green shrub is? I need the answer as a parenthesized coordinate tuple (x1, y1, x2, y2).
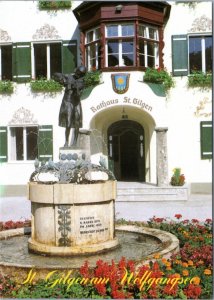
(188, 71, 212, 89)
(30, 78, 63, 93)
(0, 80, 14, 94)
(170, 168, 185, 186)
(39, 0, 71, 10)
(143, 67, 175, 91)
(84, 70, 102, 87)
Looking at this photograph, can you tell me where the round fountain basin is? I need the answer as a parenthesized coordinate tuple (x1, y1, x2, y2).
(0, 225, 179, 280)
(28, 181, 119, 255)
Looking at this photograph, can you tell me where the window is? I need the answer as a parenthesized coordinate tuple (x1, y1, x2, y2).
(0, 44, 12, 80)
(200, 121, 212, 160)
(139, 24, 159, 68)
(85, 27, 101, 70)
(32, 43, 62, 79)
(189, 35, 212, 73)
(0, 125, 53, 163)
(106, 24, 135, 67)
(9, 126, 38, 161)
(172, 34, 212, 76)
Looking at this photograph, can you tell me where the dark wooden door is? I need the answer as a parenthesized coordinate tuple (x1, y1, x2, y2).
(108, 120, 145, 181)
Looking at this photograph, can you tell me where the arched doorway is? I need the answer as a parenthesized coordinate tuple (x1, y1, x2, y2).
(108, 120, 145, 181)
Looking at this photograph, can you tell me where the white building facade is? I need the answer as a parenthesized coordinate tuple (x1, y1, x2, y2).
(0, 1, 212, 196)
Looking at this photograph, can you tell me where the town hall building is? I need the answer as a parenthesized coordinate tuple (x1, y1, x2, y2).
(0, 1, 212, 199)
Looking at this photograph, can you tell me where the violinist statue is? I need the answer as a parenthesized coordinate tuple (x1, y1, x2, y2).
(53, 66, 87, 147)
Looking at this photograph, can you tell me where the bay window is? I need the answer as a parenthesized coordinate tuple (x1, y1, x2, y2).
(85, 23, 160, 70)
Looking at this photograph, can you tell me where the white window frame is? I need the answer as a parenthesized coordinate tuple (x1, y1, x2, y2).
(8, 125, 38, 162)
(31, 41, 62, 79)
(188, 33, 212, 74)
(0, 43, 12, 80)
(85, 27, 101, 70)
(139, 23, 159, 68)
(105, 23, 135, 67)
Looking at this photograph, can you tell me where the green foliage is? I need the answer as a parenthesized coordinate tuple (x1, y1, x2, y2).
(30, 78, 63, 93)
(0, 80, 14, 94)
(84, 70, 102, 87)
(39, 0, 72, 10)
(12, 278, 99, 298)
(143, 67, 175, 91)
(188, 72, 212, 89)
(170, 168, 185, 186)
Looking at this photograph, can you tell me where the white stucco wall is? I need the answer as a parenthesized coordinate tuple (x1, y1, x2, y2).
(0, 1, 212, 189)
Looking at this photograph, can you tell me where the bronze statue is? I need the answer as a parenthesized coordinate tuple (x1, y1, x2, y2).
(54, 66, 87, 147)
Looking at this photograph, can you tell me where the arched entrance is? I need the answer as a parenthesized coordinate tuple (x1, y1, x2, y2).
(108, 120, 145, 181)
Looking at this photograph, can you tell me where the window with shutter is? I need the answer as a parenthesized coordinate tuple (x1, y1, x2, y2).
(62, 40, 77, 74)
(8, 126, 38, 161)
(38, 125, 53, 162)
(32, 42, 62, 79)
(172, 35, 188, 76)
(200, 121, 212, 159)
(0, 127, 7, 163)
(12, 42, 31, 82)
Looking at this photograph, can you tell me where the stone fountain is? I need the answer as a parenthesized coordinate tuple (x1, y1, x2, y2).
(27, 156, 119, 256)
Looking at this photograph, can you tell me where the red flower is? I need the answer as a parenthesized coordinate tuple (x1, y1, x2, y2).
(127, 260, 135, 273)
(118, 257, 126, 270)
(148, 287, 158, 298)
(205, 218, 212, 224)
(184, 284, 202, 299)
(163, 283, 178, 296)
(80, 261, 90, 278)
(192, 219, 199, 223)
(95, 283, 106, 296)
(174, 214, 182, 219)
(111, 290, 126, 299)
(182, 219, 189, 224)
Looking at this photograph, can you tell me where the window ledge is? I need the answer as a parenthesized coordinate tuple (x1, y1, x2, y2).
(101, 66, 146, 72)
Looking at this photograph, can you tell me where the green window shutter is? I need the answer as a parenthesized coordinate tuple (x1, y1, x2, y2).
(62, 40, 77, 74)
(13, 42, 31, 82)
(200, 121, 212, 159)
(0, 127, 8, 162)
(172, 35, 188, 76)
(38, 125, 53, 162)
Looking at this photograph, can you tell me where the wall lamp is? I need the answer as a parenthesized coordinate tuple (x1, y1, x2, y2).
(115, 4, 123, 13)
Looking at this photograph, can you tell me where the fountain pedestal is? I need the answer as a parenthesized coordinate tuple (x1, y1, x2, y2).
(27, 181, 119, 256)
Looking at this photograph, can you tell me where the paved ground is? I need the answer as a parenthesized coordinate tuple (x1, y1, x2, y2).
(0, 194, 212, 222)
